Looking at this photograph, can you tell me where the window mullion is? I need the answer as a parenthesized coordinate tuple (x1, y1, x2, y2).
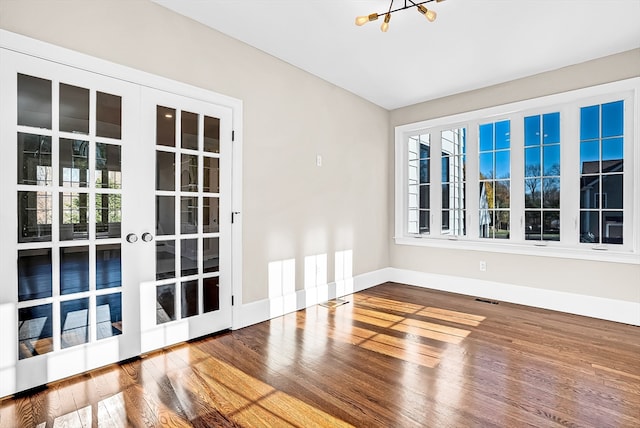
(466, 124, 480, 239)
(562, 106, 580, 246)
(431, 130, 442, 236)
(511, 114, 525, 242)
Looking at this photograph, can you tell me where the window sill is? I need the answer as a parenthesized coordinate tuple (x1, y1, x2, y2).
(394, 236, 640, 265)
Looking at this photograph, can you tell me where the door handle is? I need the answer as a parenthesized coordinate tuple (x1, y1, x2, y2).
(126, 233, 138, 243)
(141, 232, 154, 242)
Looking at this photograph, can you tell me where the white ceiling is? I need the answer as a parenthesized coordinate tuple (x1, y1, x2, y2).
(153, 0, 640, 110)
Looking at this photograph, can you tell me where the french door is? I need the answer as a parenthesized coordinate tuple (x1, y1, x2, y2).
(0, 49, 233, 397)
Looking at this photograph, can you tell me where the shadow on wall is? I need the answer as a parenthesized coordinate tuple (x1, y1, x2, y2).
(268, 250, 353, 319)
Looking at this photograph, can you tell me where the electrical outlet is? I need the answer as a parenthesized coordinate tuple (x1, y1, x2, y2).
(479, 261, 487, 271)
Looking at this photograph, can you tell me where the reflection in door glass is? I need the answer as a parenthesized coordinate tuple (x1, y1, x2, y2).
(96, 244, 122, 289)
(181, 280, 199, 318)
(181, 154, 198, 192)
(182, 111, 199, 150)
(60, 192, 89, 241)
(96, 193, 121, 238)
(181, 197, 198, 234)
(203, 277, 220, 313)
(60, 138, 89, 187)
(18, 304, 53, 359)
(156, 151, 175, 191)
(60, 298, 89, 348)
(18, 133, 52, 186)
(157, 106, 176, 147)
(203, 238, 219, 273)
(203, 197, 219, 233)
(96, 92, 122, 139)
(18, 191, 52, 243)
(59, 83, 89, 134)
(204, 116, 220, 153)
(181, 239, 198, 277)
(156, 284, 176, 324)
(156, 241, 176, 280)
(60, 246, 89, 295)
(18, 248, 52, 301)
(97, 293, 122, 339)
(18, 74, 52, 129)
(96, 143, 122, 189)
(203, 157, 219, 193)
(156, 196, 175, 236)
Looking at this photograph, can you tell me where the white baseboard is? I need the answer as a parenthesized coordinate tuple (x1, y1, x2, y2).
(388, 268, 640, 326)
(234, 266, 638, 328)
(233, 267, 392, 329)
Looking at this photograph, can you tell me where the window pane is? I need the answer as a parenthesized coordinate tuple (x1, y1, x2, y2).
(419, 210, 429, 234)
(495, 181, 510, 209)
(59, 83, 89, 134)
(96, 244, 121, 290)
(157, 106, 176, 147)
(156, 241, 176, 280)
(479, 153, 493, 179)
(542, 113, 560, 144)
(204, 238, 219, 273)
(96, 194, 121, 238)
(580, 211, 599, 243)
(601, 100, 623, 138)
(495, 121, 510, 149)
(524, 147, 540, 177)
(156, 151, 175, 191)
(525, 211, 541, 240)
(543, 211, 560, 241)
(60, 192, 89, 241)
(542, 178, 560, 209)
(181, 239, 198, 277)
(419, 158, 430, 184)
(97, 293, 122, 339)
(479, 124, 493, 151)
(580, 176, 599, 209)
(18, 304, 53, 359)
(96, 143, 122, 189)
(525, 178, 541, 208)
(204, 116, 220, 153)
(203, 277, 220, 313)
(60, 298, 89, 348)
(18, 133, 52, 186)
(18, 249, 52, 301)
(181, 280, 199, 318)
(181, 154, 198, 192)
(156, 196, 175, 236)
(580, 105, 599, 140)
(602, 138, 623, 172)
(203, 197, 219, 233)
(60, 246, 89, 295)
(156, 284, 176, 324)
(441, 183, 450, 209)
(602, 175, 623, 209)
(18, 191, 52, 243)
(182, 111, 199, 150)
(524, 115, 540, 147)
(96, 92, 122, 139)
(543, 145, 560, 176)
(18, 74, 52, 129)
(580, 141, 599, 173)
(60, 138, 89, 187)
(602, 211, 623, 244)
(495, 151, 510, 179)
(419, 185, 430, 210)
(494, 210, 510, 239)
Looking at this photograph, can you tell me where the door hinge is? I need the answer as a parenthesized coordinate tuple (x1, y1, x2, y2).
(232, 130, 235, 142)
(232, 295, 235, 306)
(232, 211, 240, 223)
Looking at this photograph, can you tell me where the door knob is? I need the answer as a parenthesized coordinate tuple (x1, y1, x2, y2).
(126, 233, 138, 243)
(141, 232, 154, 242)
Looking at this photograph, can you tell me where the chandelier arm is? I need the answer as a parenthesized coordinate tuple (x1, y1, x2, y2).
(374, 0, 437, 17)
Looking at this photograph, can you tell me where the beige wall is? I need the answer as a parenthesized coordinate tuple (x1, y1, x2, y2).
(390, 49, 640, 302)
(0, 0, 390, 303)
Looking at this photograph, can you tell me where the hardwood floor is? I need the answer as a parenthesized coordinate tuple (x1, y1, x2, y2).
(1, 282, 638, 427)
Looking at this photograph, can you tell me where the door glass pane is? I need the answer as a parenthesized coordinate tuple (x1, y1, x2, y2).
(18, 133, 52, 186)
(96, 92, 122, 139)
(96, 244, 122, 289)
(156, 196, 175, 236)
(60, 138, 89, 187)
(97, 293, 122, 339)
(60, 192, 89, 241)
(59, 83, 89, 134)
(18, 74, 52, 129)
(203, 277, 219, 313)
(204, 116, 220, 153)
(181, 280, 199, 318)
(18, 191, 52, 243)
(96, 143, 122, 189)
(157, 106, 176, 147)
(96, 193, 121, 238)
(181, 196, 198, 234)
(18, 249, 52, 301)
(203, 238, 219, 273)
(180, 239, 198, 277)
(18, 304, 53, 359)
(181, 154, 198, 192)
(203, 197, 219, 233)
(203, 157, 219, 193)
(156, 241, 176, 280)
(60, 246, 89, 295)
(182, 111, 199, 150)
(156, 151, 175, 191)
(60, 298, 89, 349)
(156, 284, 176, 324)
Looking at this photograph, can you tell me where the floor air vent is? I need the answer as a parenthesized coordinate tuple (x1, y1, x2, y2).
(319, 298, 349, 309)
(475, 298, 499, 305)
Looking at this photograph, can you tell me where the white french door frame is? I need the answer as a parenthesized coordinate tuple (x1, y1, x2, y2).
(0, 29, 243, 398)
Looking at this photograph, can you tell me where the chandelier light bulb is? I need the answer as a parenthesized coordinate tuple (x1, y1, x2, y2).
(417, 5, 437, 22)
(355, 13, 378, 26)
(381, 13, 391, 32)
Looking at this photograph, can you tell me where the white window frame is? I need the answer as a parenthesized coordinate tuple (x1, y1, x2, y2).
(394, 78, 640, 264)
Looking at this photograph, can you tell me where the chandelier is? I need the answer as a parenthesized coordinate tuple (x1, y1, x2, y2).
(356, 0, 446, 32)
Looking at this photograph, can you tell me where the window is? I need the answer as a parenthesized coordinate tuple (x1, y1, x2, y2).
(394, 78, 638, 262)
